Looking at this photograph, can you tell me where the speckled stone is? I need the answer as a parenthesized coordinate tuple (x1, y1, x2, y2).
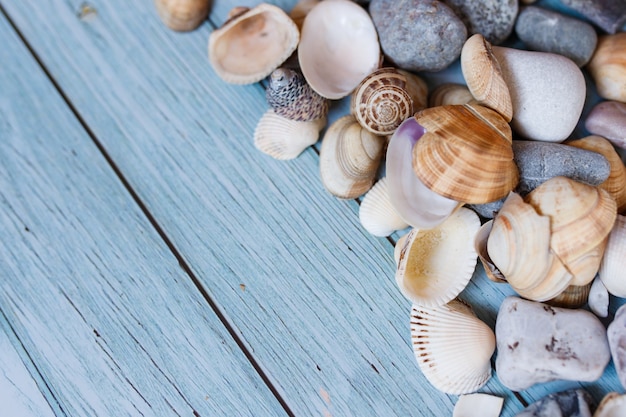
(495, 297, 610, 391)
(558, 0, 626, 34)
(515, 6, 597, 66)
(585, 101, 626, 149)
(492, 47, 586, 142)
(469, 140, 610, 218)
(442, 0, 518, 45)
(607, 304, 626, 390)
(514, 389, 594, 417)
(369, 0, 467, 72)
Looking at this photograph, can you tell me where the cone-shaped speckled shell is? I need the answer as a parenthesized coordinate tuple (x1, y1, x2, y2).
(266, 68, 328, 122)
(396, 208, 480, 307)
(359, 177, 409, 237)
(254, 110, 326, 160)
(412, 104, 518, 204)
(319, 115, 385, 199)
(155, 0, 210, 31)
(410, 299, 495, 394)
(208, 4, 299, 84)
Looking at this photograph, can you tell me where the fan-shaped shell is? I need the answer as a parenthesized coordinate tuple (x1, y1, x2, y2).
(254, 110, 325, 160)
(155, 0, 210, 31)
(461, 34, 513, 122)
(396, 208, 480, 307)
(412, 104, 518, 204)
(359, 177, 409, 237)
(568, 136, 626, 213)
(600, 214, 626, 297)
(266, 68, 328, 122)
(587, 33, 626, 102)
(429, 83, 474, 107)
(208, 4, 299, 84)
(546, 282, 592, 309)
(298, 0, 380, 99)
(410, 299, 495, 394)
(351, 68, 415, 135)
(319, 115, 385, 199)
(594, 392, 626, 417)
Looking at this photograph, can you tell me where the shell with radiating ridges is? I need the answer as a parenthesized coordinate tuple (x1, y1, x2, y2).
(587, 33, 626, 102)
(319, 115, 385, 199)
(254, 110, 326, 160)
(208, 4, 299, 84)
(155, 0, 210, 31)
(546, 282, 592, 309)
(411, 299, 495, 394)
(396, 208, 480, 307)
(412, 104, 518, 204)
(600, 214, 626, 297)
(298, 0, 380, 99)
(429, 83, 475, 107)
(266, 68, 328, 122)
(359, 177, 409, 237)
(461, 34, 513, 122)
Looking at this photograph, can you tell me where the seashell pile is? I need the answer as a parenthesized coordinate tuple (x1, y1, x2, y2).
(158, 0, 626, 414)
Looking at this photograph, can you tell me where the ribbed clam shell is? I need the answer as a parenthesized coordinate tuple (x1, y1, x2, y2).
(396, 207, 480, 307)
(595, 392, 626, 417)
(410, 299, 495, 394)
(266, 68, 328, 122)
(428, 83, 474, 107)
(208, 4, 299, 84)
(298, 0, 380, 99)
(359, 177, 409, 237)
(568, 135, 626, 213)
(546, 282, 592, 309)
(253, 110, 325, 160)
(460, 34, 513, 122)
(319, 115, 385, 199)
(600, 214, 626, 297)
(412, 104, 518, 204)
(587, 33, 626, 102)
(155, 0, 210, 31)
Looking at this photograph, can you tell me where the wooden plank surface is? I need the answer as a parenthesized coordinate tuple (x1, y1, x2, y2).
(0, 9, 286, 417)
(1, 0, 624, 415)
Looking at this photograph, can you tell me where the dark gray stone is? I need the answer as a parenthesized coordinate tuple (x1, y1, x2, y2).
(442, 0, 518, 45)
(558, 0, 626, 34)
(369, 0, 467, 72)
(607, 304, 626, 390)
(514, 389, 594, 417)
(515, 6, 597, 66)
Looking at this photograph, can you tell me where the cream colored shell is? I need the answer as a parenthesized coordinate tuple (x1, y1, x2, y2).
(594, 392, 626, 417)
(208, 4, 299, 84)
(359, 177, 409, 237)
(155, 0, 210, 31)
(588, 33, 626, 102)
(600, 214, 626, 297)
(429, 83, 474, 107)
(254, 110, 325, 160)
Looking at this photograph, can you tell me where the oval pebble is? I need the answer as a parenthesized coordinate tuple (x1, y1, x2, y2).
(586, 101, 626, 149)
(442, 0, 518, 45)
(515, 6, 597, 67)
(558, 0, 626, 34)
(369, 0, 467, 72)
(607, 304, 626, 390)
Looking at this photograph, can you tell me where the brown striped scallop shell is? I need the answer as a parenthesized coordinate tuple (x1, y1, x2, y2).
(351, 68, 426, 136)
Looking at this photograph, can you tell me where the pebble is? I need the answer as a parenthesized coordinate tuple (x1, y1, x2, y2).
(495, 297, 610, 391)
(607, 304, 626, 390)
(515, 6, 597, 67)
(441, 0, 518, 45)
(469, 140, 610, 218)
(558, 0, 626, 34)
(514, 389, 594, 417)
(491, 46, 585, 142)
(369, 0, 467, 72)
(585, 101, 626, 149)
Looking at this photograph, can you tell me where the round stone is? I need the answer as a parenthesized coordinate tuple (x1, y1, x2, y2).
(442, 0, 518, 45)
(586, 101, 626, 149)
(515, 6, 598, 66)
(369, 0, 467, 72)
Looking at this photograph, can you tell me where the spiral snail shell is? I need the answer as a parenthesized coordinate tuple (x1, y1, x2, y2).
(351, 68, 427, 136)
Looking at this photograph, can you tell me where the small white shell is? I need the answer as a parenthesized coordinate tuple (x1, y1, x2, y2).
(396, 207, 480, 307)
(600, 214, 626, 297)
(253, 110, 325, 160)
(589, 276, 609, 318)
(359, 177, 409, 237)
(594, 392, 626, 417)
(298, 0, 380, 99)
(411, 299, 495, 394)
(453, 393, 504, 417)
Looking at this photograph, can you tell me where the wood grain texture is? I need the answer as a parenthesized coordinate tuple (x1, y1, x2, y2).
(0, 10, 286, 417)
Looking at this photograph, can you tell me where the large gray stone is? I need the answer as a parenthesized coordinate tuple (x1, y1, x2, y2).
(495, 297, 610, 391)
(369, 0, 467, 72)
(558, 0, 626, 34)
(442, 0, 518, 45)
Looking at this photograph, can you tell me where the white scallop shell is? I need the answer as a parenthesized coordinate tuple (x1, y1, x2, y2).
(594, 392, 626, 417)
(396, 207, 480, 307)
(600, 214, 626, 297)
(298, 0, 380, 99)
(453, 393, 503, 417)
(253, 110, 326, 160)
(410, 299, 495, 394)
(359, 177, 409, 237)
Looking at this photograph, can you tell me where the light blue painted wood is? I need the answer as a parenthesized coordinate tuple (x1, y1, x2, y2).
(0, 10, 286, 417)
